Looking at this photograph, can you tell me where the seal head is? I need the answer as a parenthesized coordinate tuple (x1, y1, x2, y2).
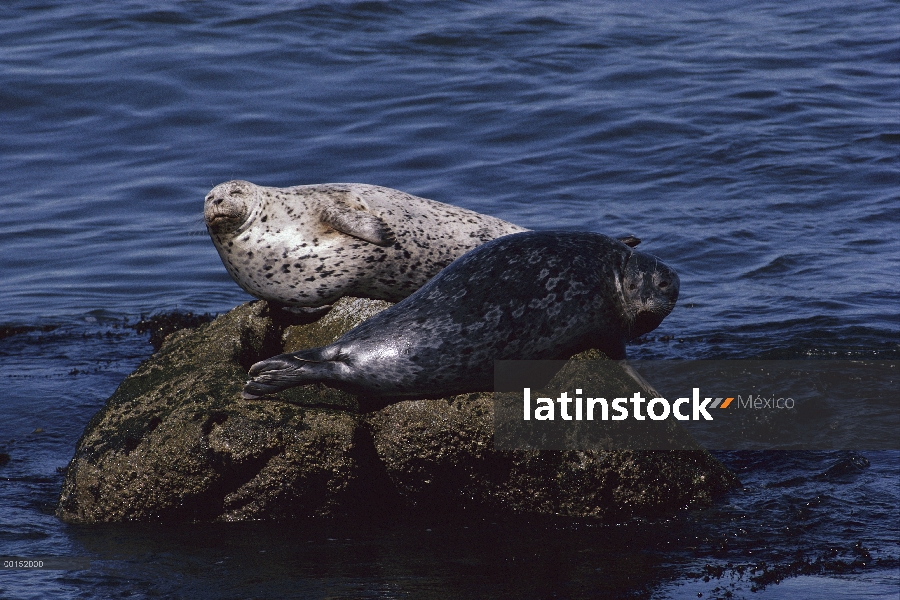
(622, 251, 679, 338)
(242, 231, 679, 405)
(204, 180, 255, 235)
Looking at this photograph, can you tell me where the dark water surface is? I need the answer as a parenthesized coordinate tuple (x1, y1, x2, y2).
(1, 1, 897, 598)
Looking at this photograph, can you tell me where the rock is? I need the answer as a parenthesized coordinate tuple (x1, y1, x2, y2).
(57, 298, 739, 523)
(281, 297, 393, 353)
(367, 353, 738, 520)
(57, 300, 380, 523)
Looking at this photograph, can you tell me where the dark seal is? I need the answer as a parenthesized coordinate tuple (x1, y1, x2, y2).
(243, 231, 679, 405)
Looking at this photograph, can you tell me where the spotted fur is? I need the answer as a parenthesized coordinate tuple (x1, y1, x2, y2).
(243, 231, 680, 404)
(204, 180, 529, 308)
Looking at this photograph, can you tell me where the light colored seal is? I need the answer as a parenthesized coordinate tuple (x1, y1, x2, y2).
(204, 180, 529, 311)
(243, 231, 679, 406)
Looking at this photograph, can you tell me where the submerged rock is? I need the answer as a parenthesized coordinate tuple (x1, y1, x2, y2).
(130, 310, 216, 350)
(57, 299, 738, 524)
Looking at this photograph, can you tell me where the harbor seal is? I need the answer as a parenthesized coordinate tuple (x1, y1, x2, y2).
(204, 180, 529, 310)
(242, 231, 679, 405)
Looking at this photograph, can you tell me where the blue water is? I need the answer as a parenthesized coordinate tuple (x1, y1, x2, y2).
(1, 1, 897, 598)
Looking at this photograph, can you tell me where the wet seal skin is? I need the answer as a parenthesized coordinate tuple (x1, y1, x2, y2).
(204, 180, 529, 315)
(243, 231, 679, 409)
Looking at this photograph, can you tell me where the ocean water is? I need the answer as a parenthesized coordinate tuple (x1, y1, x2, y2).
(1, 1, 897, 598)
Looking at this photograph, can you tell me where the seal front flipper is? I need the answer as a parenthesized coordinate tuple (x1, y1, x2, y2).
(243, 349, 330, 399)
(267, 302, 334, 325)
(598, 337, 628, 361)
(321, 203, 396, 247)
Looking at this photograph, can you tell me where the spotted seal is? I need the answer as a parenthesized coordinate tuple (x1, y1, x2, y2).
(242, 231, 679, 405)
(204, 180, 530, 311)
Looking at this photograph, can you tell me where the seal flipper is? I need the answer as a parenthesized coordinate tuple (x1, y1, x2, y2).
(321, 203, 396, 247)
(618, 235, 641, 248)
(600, 338, 628, 361)
(243, 348, 330, 399)
(268, 302, 333, 325)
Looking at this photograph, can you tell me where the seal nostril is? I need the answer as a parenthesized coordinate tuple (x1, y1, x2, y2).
(213, 198, 223, 206)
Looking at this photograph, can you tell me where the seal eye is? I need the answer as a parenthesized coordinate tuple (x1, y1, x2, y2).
(628, 283, 637, 291)
(658, 280, 669, 289)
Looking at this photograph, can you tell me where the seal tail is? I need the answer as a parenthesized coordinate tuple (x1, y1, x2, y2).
(242, 348, 328, 399)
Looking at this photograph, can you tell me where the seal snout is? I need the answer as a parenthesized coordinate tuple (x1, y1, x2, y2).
(654, 270, 679, 306)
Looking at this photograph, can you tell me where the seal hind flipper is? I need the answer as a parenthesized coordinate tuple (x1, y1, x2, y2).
(618, 235, 641, 248)
(320, 203, 396, 247)
(243, 350, 329, 399)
